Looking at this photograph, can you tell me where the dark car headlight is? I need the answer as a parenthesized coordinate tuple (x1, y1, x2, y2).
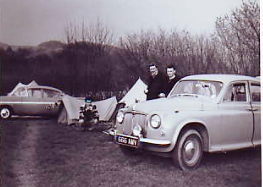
(116, 111, 124, 124)
(150, 114, 161, 129)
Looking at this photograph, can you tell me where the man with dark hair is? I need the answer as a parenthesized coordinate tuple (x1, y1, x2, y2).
(164, 64, 180, 96)
(145, 64, 165, 100)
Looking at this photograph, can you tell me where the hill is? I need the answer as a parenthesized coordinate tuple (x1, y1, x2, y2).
(37, 40, 65, 50)
(0, 41, 65, 57)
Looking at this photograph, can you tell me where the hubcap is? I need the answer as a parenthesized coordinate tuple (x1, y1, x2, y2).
(185, 141, 195, 160)
(183, 138, 200, 165)
(1, 108, 10, 119)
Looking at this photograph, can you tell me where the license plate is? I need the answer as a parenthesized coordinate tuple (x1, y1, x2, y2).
(116, 135, 139, 147)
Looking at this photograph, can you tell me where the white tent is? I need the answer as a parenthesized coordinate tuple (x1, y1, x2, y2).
(8, 80, 39, 96)
(57, 94, 85, 125)
(58, 95, 118, 125)
(93, 96, 117, 121)
(28, 80, 39, 87)
(119, 78, 147, 106)
(8, 82, 27, 96)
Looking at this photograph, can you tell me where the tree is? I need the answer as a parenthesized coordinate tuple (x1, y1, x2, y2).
(215, 1, 260, 76)
(64, 19, 114, 95)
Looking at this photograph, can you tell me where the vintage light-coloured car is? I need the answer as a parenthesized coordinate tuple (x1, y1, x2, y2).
(113, 74, 261, 170)
(0, 85, 63, 119)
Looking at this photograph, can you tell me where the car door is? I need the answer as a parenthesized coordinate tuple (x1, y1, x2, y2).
(249, 81, 261, 146)
(21, 88, 47, 115)
(219, 81, 254, 151)
(41, 88, 61, 115)
(6, 87, 27, 114)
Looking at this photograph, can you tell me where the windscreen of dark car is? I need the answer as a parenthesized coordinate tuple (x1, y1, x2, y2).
(169, 80, 223, 99)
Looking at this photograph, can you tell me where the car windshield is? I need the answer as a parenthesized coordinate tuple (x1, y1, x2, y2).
(169, 80, 223, 99)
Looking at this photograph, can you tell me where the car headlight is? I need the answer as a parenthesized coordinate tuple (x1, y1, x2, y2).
(150, 114, 161, 129)
(116, 111, 124, 124)
(133, 124, 142, 137)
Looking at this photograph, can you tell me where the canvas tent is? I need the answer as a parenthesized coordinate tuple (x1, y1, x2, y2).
(57, 95, 85, 125)
(8, 83, 26, 96)
(28, 80, 39, 87)
(58, 77, 147, 125)
(93, 96, 117, 121)
(119, 78, 147, 107)
(58, 95, 118, 125)
(8, 80, 39, 96)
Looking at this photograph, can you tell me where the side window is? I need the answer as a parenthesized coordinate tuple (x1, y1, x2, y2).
(223, 83, 247, 102)
(28, 89, 42, 98)
(250, 83, 260, 102)
(42, 89, 60, 98)
(13, 87, 27, 97)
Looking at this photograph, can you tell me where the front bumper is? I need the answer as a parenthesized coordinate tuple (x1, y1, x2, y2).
(104, 129, 171, 146)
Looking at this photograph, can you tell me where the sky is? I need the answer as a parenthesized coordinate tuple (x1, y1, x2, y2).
(0, 0, 258, 46)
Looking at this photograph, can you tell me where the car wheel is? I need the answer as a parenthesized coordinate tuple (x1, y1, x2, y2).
(119, 145, 138, 156)
(173, 129, 203, 170)
(0, 106, 12, 119)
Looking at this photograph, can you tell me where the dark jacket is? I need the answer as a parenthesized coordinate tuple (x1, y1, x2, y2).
(146, 72, 165, 100)
(164, 76, 180, 96)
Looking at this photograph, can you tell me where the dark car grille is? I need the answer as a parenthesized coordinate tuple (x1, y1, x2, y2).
(122, 113, 147, 136)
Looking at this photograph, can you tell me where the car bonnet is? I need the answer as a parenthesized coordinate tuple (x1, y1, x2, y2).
(131, 96, 216, 113)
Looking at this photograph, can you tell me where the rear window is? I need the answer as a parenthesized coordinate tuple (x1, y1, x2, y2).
(250, 83, 260, 102)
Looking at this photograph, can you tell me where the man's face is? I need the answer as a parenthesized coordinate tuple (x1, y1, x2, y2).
(149, 66, 158, 77)
(167, 68, 176, 79)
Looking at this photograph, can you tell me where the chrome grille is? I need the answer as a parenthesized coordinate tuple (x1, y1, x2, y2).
(122, 112, 147, 135)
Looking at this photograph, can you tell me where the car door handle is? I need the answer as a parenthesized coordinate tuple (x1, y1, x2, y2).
(246, 108, 259, 112)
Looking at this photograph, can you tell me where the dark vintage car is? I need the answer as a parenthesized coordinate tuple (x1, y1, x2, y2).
(110, 74, 261, 170)
(0, 85, 63, 119)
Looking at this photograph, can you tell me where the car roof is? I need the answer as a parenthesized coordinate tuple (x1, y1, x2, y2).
(181, 74, 260, 84)
(26, 85, 62, 93)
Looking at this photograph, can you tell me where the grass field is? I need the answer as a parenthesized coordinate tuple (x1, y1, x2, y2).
(1, 118, 261, 187)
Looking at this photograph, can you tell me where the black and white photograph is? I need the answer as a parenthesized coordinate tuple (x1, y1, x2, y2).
(0, 0, 261, 186)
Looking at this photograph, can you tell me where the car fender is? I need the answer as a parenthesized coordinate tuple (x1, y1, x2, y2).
(169, 118, 208, 152)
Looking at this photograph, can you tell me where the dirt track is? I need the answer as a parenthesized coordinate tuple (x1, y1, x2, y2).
(1, 118, 261, 187)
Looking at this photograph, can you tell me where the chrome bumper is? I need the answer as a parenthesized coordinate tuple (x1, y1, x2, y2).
(139, 137, 171, 145)
(104, 129, 171, 146)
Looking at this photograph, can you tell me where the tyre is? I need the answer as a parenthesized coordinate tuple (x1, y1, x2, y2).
(0, 106, 12, 119)
(173, 129, 203, 170)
